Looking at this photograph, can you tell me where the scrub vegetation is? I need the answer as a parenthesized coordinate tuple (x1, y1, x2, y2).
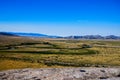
(0, 35, 120, 71)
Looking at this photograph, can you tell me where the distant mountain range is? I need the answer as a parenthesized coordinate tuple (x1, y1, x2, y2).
(64, 35, 120, 39)
(0, 32, 120, 39)
(0, 32, 17, 36)
(0, 32, 61, 38)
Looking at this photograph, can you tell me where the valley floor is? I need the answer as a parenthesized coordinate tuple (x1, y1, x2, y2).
(0, 36, 120, 72)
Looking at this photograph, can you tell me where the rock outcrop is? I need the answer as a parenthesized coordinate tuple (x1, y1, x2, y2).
(0, 68, 120, 80)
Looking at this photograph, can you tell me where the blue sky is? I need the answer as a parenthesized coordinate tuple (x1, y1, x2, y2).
(0, 0, 120, 36)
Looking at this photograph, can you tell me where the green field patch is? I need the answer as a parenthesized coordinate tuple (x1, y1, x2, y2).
(0, 49, 98, 55)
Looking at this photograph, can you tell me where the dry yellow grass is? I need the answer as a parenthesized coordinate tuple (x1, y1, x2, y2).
(0, 36, 120, 70)
(0, 59, 66, 71)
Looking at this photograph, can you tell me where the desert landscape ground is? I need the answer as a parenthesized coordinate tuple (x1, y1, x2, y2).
(0, 35, 120, 80)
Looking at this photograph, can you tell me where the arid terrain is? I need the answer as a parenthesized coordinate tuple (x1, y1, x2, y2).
(0, 0, 120, 79)
(0, 68, 120, 80)
(0, 35, 120, 80)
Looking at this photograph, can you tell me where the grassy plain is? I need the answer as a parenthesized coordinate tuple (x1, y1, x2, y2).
(0, 35, 120, 71)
